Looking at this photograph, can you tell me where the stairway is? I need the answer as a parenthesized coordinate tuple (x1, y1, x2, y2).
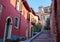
(28, 30, 53, 42)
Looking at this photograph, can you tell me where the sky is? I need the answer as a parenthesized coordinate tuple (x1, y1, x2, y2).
(27, 0, 52, 12)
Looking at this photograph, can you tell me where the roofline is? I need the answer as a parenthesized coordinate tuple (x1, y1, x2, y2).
(22, 0, 31, 12)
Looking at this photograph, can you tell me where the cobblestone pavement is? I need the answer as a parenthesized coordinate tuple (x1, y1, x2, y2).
(30, 30, 53, 42)
(20, 30, 53, 42)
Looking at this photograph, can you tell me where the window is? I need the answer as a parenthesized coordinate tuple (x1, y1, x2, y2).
(16, 0, 21, 11)
(0, 4, 3, 16)
(23, 10, 25, 15)
(14, 18, 19, 29)
(27, 12, 30, 21)
(43, 16, 45, 20)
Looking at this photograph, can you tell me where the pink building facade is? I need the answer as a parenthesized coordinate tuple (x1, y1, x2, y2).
(0, 0, 31, 42)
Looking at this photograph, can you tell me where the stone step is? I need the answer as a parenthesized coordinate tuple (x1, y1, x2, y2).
(31, 39, 53, 42)
(29, 30, 53, 42)
(36, 34, 51, 39)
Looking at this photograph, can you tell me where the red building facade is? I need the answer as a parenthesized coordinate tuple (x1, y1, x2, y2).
(0, 0, 31, 42)
(50, 0, 60, 42)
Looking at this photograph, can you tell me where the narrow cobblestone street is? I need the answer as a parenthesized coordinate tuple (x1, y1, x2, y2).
(1, 0, 60, 42)
(30, 30, 53, 42)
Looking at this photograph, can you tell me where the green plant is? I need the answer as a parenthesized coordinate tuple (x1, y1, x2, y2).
(33, 23, 42, 32)
(44, 26, 50, 30)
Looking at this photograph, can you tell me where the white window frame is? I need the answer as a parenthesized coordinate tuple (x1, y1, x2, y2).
(0, 4, 3, 16)
(14, 17, 19, 29)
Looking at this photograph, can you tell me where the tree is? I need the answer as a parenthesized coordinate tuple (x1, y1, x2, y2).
(44, 17, 50, 30)
(46, 17, 50, 27)
(34, 22, 42, 32)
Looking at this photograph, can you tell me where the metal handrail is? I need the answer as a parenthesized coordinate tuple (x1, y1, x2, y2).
(27, 26, 44, 42)
(27, 31, 43, 42)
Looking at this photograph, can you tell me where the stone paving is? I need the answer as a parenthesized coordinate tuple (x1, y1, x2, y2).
(30, 30, 53, 42)
(20, 30, 53, 42)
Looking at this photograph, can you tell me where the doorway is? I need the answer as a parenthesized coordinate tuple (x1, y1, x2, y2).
(26, 27, 28, 40)
(31, 27, 34, 37)
(3, 17, 12, 42)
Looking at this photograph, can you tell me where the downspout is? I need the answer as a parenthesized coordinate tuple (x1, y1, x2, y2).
(19, 0, 22, 36)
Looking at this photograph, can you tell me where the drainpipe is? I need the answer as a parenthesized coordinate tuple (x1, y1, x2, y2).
(19, 0, 22, 36)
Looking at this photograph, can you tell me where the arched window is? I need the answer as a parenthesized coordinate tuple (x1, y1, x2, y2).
(0, 4, 3, 16)
(14, 18, 19, 29)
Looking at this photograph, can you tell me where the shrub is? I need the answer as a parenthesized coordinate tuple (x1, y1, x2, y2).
(44, 26, 50, 30)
